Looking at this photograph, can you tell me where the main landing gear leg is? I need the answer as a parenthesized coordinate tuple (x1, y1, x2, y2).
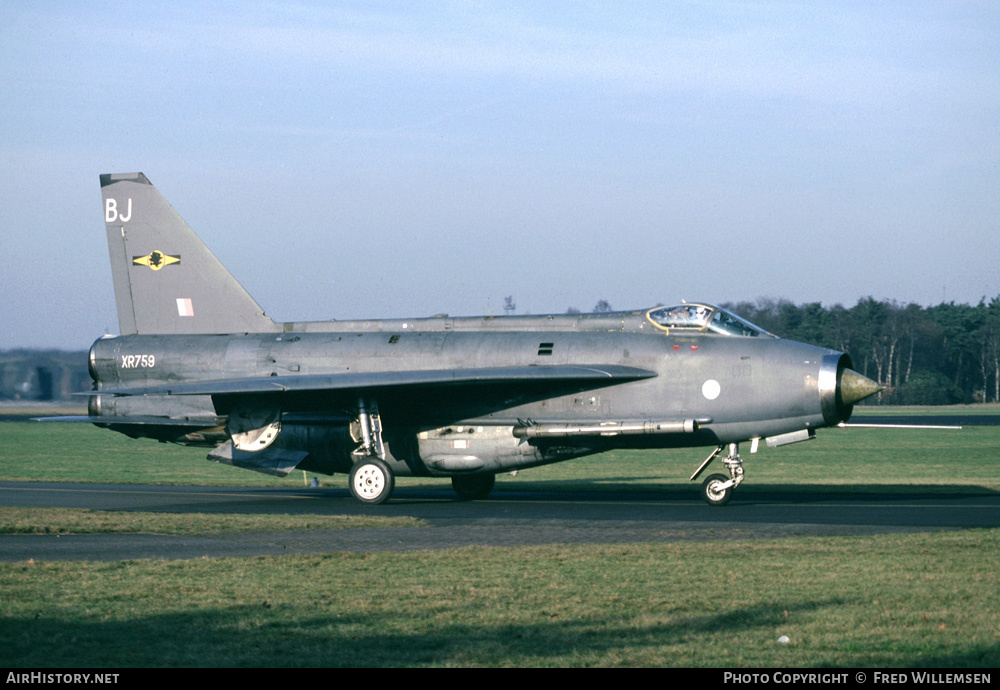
(690, 442, 745, 507)
(348, 398, 394, 505)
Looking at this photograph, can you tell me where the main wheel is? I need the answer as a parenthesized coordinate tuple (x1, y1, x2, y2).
(451, 473, 496, 501)
(349, 458, 394, 505)
(702, 473, 733, 507)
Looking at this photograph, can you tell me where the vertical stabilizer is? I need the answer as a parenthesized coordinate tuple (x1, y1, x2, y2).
(101, 173, 278, 335)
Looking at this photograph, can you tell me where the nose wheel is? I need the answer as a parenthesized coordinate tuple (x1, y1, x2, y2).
(691, 443, 744, 506)
(701, 473, 734, 506)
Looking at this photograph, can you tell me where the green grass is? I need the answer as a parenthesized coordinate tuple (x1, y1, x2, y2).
(508, 424, 1000, 494)
(2, 411, 998, 667)
(0, 507, 422, 535)
(0, 402, 88, 417)
(4, 413, 999, 493)
(1, 531, 997, 667)
(0, 421, 288, 486)
(853, 403, 1000, 418)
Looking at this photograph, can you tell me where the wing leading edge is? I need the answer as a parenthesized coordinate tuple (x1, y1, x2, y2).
(86, 364, 657, 397)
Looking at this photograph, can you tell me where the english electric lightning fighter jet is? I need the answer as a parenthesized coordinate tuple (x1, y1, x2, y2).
(77, 172, 882, 506)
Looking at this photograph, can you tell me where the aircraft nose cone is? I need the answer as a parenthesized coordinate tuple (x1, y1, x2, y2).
(839, 368, 883, 406)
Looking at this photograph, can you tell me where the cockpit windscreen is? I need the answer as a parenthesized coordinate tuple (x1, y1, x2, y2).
(646, 304, 770, 337)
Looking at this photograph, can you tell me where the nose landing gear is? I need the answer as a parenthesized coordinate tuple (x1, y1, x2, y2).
(690, 443, 744, 506)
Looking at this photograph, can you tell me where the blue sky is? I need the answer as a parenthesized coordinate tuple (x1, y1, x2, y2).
(2, 2, 998, 349)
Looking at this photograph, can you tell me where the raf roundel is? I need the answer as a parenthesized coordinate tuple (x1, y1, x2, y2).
(702, 379, 721, 400)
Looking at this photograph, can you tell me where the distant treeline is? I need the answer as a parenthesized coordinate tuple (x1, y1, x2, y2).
(720, 297, 1000, 405)
(5, 296, 999, 404)
(0, 350, 90, 401)
(0, 350, 93, 400)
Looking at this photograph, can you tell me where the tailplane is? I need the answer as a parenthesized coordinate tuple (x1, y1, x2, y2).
(100, 173, 277, 335)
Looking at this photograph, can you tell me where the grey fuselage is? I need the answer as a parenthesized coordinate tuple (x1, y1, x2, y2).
(88, 309, 851, 479)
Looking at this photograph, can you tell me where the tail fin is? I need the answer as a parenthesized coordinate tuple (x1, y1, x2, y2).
(100, 173, 278, 335)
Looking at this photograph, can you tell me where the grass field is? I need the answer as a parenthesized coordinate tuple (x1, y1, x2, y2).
(1, 410, 998, 667)
(2, 531, 998, 667)
(3, 406, 999, 491)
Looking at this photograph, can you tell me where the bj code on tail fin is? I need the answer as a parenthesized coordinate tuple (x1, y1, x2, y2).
(101, 172, 277, 335)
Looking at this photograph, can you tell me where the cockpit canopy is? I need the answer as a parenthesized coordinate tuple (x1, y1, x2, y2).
(645, 304, 772, 337)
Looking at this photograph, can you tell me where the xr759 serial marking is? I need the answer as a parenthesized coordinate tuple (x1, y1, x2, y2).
(120, 355, 155, 369)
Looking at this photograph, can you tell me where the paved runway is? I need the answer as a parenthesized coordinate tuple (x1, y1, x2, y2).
(2, 481, 998, 562)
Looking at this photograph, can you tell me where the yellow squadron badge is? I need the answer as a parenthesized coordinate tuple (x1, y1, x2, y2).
(132, 251, 181, 271)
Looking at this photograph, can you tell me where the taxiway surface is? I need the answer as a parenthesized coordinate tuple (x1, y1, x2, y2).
(2, 481, 998, 562)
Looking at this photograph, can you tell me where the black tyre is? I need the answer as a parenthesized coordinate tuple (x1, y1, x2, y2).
(451, 473, 496, 501)
(702, 473, 733, 507)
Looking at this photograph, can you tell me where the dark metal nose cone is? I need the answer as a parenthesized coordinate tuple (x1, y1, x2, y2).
(840, 369, 883, 406)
